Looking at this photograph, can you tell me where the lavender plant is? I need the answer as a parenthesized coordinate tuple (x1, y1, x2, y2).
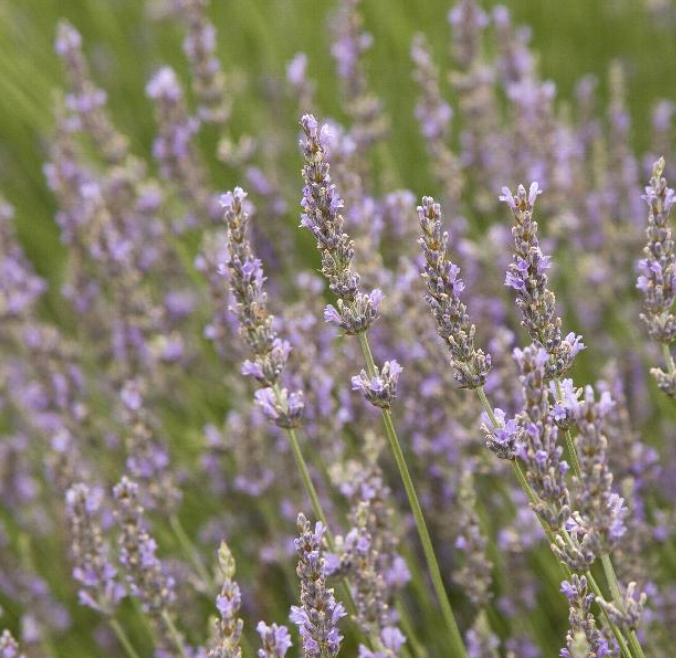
(3, 2, 676, 658)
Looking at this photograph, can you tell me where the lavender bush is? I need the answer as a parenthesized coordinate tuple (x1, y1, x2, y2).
(2, 1, 676, 658)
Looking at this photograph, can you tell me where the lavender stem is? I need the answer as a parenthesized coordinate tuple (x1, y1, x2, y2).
(357, 331, 470, 658)
(109, 618, 142, 658)
(553, 378, 582, 477)
(601, 555, 649, 658)
(662, 343, 676, 375)
(162, 610, 190, 658)
(169, 513, 215, 595)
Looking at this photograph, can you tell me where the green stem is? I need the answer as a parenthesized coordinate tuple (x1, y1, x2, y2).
(553, 378, 581, 478)
(270, 387, 374, 649)
(272, 385, 328, 529)
(170, 514, 214, 595)
(358, 332, 470, 658)
(662, 342, 676, 375)
(109, 618, 142, 658)
(585, 570, 633, 658)
(395, 600, 429, 658)
(601, 554, 648, 658)
(161, 611, 190, 658)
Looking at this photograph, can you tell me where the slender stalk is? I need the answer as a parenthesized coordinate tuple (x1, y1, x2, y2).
(601, 554, 649, 658)
(662, 343, 676, 375)
(358, 331, 470, 658)
(395, 600, 429, 658)
(553, 378, 581, 477)
(270, 386, 378, 650)
(161, 611, 190, 658)
(170, 513, 214, 594)
(109, 618, 142, 658)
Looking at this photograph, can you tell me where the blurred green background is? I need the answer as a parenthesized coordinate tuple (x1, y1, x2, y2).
(0, 0, 674, 279)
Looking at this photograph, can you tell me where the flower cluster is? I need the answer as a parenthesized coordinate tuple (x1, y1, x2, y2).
(560, 576, 610, 658)
(257, 622, 293, 658)
(351, 360, 402, 409)
(220, 187, 305, 427)
(290, 514, 346, 658)
(513, 346, 571, 531)
(418, 196, 492, 389)
(637, 158, 676, 395)
(299, 114, 382, 335)
(209, 542, 243, 658)
(65, 483, 125, 614)
(112, 477, 176, 618)
(501, 183, 585, 378)
(573, 387, 627, 555)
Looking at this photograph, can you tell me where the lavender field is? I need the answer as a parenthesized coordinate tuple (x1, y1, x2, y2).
(2, 0, 676, 657)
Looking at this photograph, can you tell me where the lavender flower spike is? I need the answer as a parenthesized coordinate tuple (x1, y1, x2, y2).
(220, 187, 304, 426)
(65, 483, 125, 614)
(351, 360, 402, 409)
(299, 114, 382, 335)
(418, 196, 492, 388)
(573, 387, 627, 555)
(637, 158, 676, 395)
(500, 182, 585, 377)
(560, 576, 609, 658)
(112, 477, 175, 618)
(209, 542, 243, 658)
(290, 514, 346, 658)
(257, 622, 292, 658)
(181, 0, 230, 124)
(513, 345, 571, 533)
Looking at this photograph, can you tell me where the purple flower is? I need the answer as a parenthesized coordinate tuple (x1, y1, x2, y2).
(351, 360, 402, 409)
(290, 515, 345, 658)
(502, 183, 582, 377)
(418, 196, 492, 388)
(257, 622, 292, 658)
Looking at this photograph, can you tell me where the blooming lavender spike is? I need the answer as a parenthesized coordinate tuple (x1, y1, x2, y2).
(287, 53, 315, 113)
(329, 0, 387, 154)
(146, 66, 216, 223)
(410, 36, 462, 205)
(55, 21, 129, 164)
(290, 514, 346, 658)
(513, 345, 571, 532)
(418, 196, 492, 389)
(560, 575, 610, 658)
(181, 0, 230, 124)
(257, 622, 292, 658)
(65, 483, 125, 614)
(351, 360, 402, 409)
(572, 387, 627, 555)
(636, 158, 676, 395)
(448, 0, 489, 71)
(255, 387, 305, 429)
(209, 542, 243, 658)
(112, 477, 176, 620)
(358, 626, 406, 658)
(299, 114, 382, 335)
(0, 200, 46, 321)
(597, 582, 647, 634)
(501, 183, 585, 377)
(220, 187, 304, 425)
(120, 378, 180, 512)
(637, 157, 676, 340)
